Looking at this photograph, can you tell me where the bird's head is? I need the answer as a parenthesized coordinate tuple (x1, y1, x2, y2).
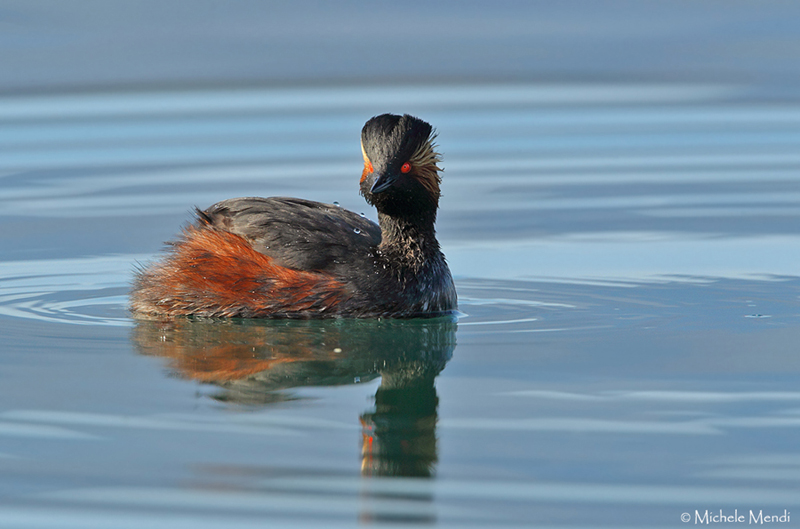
(359, 114, 443, 219)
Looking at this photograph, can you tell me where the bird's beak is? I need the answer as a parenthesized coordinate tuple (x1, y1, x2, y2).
(370, 172, 397, 194)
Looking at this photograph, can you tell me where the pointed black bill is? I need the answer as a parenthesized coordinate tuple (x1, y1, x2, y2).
(370, 172, 397, 194)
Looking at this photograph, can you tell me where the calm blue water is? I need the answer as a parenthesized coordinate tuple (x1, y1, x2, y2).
(1, 81, 799, 528)
(2, 2, 800, 525)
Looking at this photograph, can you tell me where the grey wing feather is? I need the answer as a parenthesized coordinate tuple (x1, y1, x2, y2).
(198, 197, 381, 272)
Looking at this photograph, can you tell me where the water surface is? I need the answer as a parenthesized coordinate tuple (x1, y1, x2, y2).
(1, 82, 799, 528)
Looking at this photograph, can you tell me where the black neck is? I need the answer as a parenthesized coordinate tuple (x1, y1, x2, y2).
(378, 211, 440, 258)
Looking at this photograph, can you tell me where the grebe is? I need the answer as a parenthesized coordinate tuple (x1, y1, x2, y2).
(130, 113, 456, 318)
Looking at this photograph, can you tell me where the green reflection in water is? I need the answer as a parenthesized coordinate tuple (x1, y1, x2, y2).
(132, 316, 456, 479)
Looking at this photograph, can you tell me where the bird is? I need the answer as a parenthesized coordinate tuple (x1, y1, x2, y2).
(130, 113, 457, 319)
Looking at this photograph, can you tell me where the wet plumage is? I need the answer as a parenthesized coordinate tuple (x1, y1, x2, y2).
(130, 113, 457, 318)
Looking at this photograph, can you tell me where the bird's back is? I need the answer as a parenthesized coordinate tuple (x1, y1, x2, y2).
(200, 197, 381, 274)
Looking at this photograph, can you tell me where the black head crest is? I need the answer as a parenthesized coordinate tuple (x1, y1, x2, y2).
(361, 114, 433, 173)
(359, 113, 442, 222)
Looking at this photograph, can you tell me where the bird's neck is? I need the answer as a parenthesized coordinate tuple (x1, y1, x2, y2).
(377, 211, 440, 261)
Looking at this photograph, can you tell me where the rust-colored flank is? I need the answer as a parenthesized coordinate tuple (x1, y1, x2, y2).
(132, 227, 348, 318)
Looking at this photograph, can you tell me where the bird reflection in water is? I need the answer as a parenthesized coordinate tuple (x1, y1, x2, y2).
(132, 316, 456, 479)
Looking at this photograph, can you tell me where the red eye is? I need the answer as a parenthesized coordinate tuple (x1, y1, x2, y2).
(400, 162, 411, 173)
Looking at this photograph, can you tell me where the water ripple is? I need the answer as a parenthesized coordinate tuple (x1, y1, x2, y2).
(0, 255, 137, 327)
(0, 256, 564, 331)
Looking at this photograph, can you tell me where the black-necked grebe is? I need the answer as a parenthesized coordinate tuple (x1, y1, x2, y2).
(130, 113, 456, 318)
